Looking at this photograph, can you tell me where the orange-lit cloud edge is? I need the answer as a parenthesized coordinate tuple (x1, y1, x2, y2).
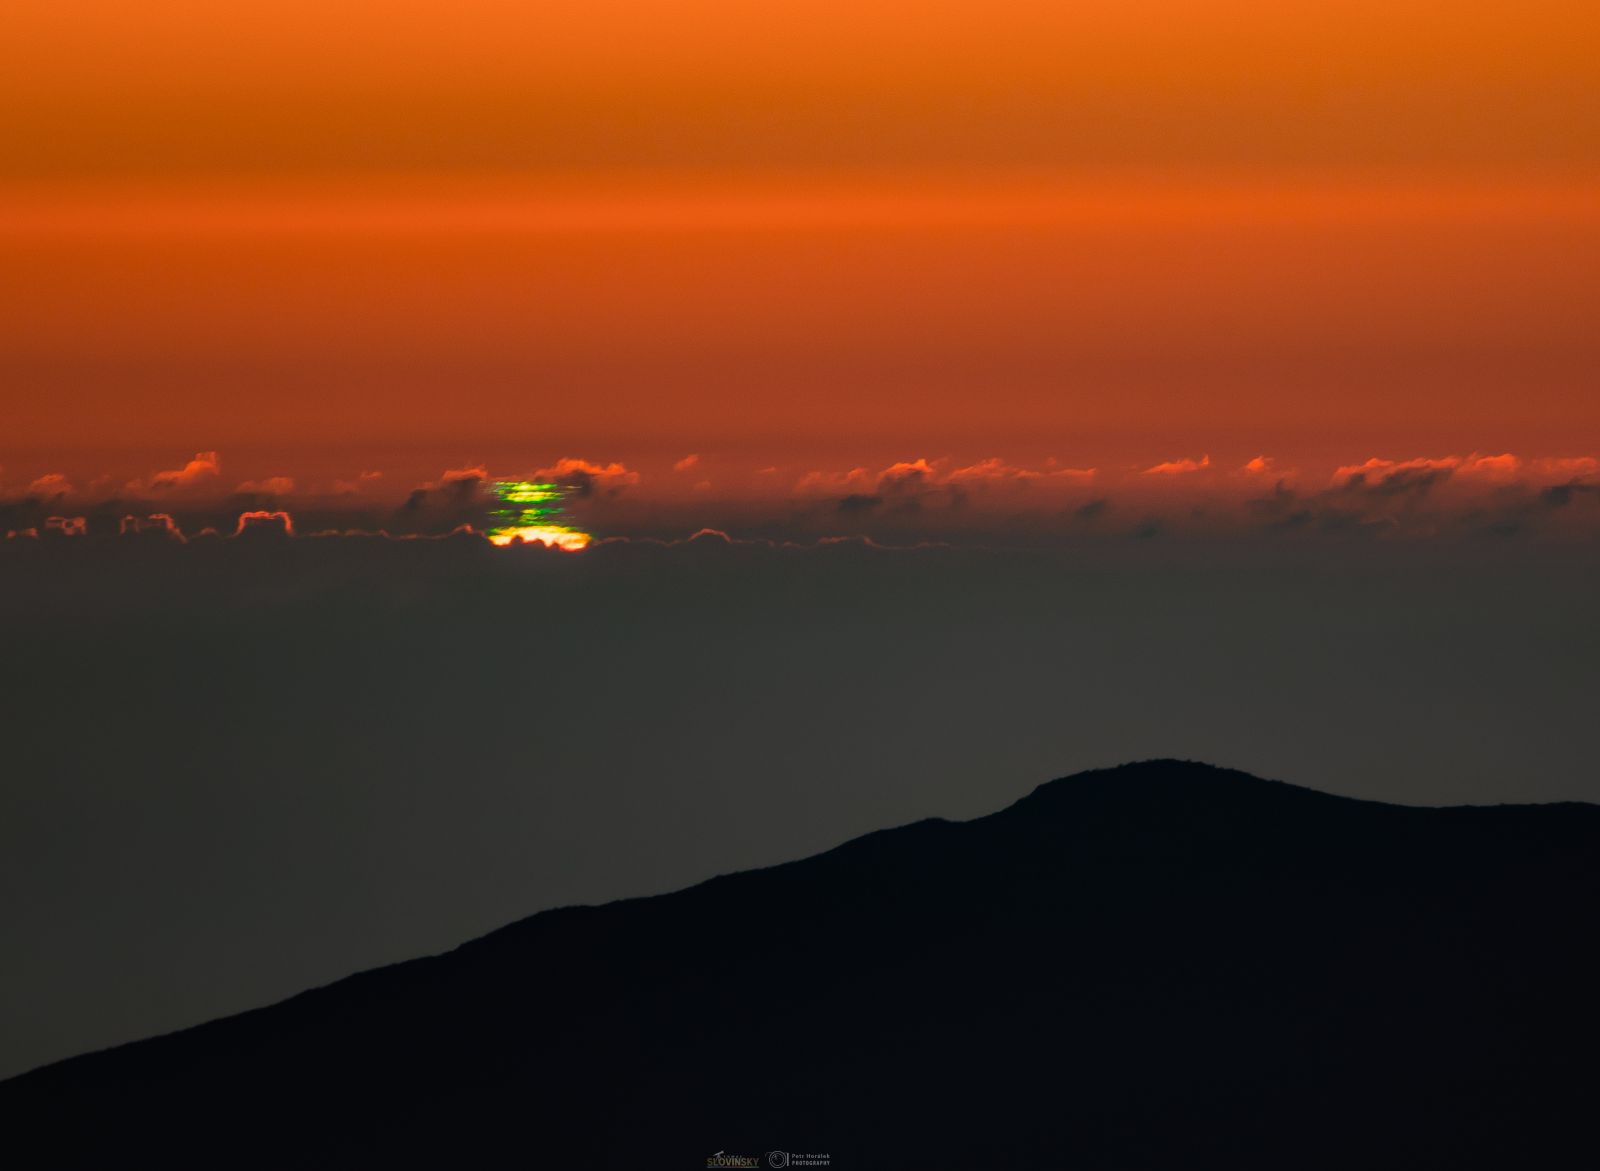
(6, 450, 1600, 548)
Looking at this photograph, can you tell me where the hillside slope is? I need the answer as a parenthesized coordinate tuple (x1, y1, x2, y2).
(5, 760, 1598, 1168)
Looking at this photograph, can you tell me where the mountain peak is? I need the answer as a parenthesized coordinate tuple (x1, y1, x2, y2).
(1000, 757, 1347, 823)
(6, 760, 1599, 1168)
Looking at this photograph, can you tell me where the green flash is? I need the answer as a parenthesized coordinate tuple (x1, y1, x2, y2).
(485, 480, 591, 550)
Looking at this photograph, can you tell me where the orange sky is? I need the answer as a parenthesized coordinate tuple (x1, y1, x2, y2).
(8, 0, 1599, 176)
(3, 0, 1598, 475)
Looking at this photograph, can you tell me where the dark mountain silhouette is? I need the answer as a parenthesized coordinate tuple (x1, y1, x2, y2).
(5, 760, 1599, 1167)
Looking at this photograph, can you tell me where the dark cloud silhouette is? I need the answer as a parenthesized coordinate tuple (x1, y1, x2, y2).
(1344, 466, 1453, 499)
(837, 493, 882, 514)
(393, 470, 491, 533)
(233, 511, 294, 538)
(5, 450, 1600, 550)
(42, 516, 88, 537)
(1541, 480, 1600, 509)
(119, 514, 184, 541)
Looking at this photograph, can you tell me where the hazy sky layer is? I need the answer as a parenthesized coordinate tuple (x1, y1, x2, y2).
(4, 1, 1598, 462)
(4, 177, 1598, 462)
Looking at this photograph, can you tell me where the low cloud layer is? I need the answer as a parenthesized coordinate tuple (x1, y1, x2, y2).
(5, 450, 1600, 549)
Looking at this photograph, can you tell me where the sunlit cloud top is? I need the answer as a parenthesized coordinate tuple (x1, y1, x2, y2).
(5, 449, 1600, 550)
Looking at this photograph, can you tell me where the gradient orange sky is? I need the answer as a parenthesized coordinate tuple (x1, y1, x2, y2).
(4, 0, 1598, 479)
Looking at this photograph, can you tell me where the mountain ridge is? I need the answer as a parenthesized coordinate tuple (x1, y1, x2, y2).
(4, 759, 1597, 1168)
